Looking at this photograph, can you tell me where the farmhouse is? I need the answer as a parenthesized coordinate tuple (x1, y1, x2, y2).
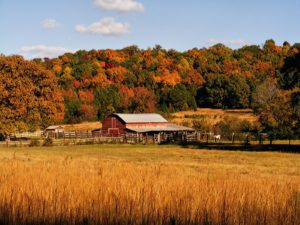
(44, 125, 64, 138)
(101, 113, 195, 143)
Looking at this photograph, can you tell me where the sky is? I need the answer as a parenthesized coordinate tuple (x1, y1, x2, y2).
(0, 0, 299, 58)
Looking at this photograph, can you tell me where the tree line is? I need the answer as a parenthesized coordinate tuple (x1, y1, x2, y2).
(0, 39, 299, 139)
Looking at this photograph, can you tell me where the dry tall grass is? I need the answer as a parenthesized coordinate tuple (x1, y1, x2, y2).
(0, 145, 299, 225)
(62, 121, 101, 131)
(170, 108, 257, 126)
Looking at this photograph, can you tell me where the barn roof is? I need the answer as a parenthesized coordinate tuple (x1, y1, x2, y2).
(126, 123, 194, 133)
(45, 125, 63, 130)
(113, 113, 168, 123)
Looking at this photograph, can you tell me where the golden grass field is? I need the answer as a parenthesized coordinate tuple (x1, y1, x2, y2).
(170, 108, 257, 126)
(63, 121, 102, 131)
(0, 144, 299, 225)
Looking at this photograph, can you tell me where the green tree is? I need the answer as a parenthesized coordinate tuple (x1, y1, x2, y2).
(199, 75, 230, 108)
(64, 96, 82, 124)
(94, 85, 120, 120)
(199, 74, 251, 109)
(279, 51, 300, 89)
(161, 84, 197, 111)
(227, 74, 251, 108)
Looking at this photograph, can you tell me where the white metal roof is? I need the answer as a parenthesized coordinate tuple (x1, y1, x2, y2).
(113, 113, 168, 123)
(126, 123, 194, 133)
(45, 125, 63, 130)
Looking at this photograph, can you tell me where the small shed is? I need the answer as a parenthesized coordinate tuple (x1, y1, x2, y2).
(92, 128, 102, 138)
(44, 125, 64, 138)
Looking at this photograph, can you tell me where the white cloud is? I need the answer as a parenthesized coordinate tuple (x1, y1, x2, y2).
(75, 17, 130, 36)
(207, 38, 248, 48)
(207, 38, 249, 48)
(20, 45, 76, 58)
(42, 19, 60, 29)
(228, 39, 248, 46)
(94, 0, 144, 12)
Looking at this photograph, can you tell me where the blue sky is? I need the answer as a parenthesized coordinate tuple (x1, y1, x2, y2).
(1, 0, 299, 58)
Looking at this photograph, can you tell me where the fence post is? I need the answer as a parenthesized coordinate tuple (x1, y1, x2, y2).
(259, 135, 262, 145)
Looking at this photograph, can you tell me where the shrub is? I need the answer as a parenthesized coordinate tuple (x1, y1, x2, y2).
(43, 138, 53, 146)
(184, 114, 206, 119)
(85, 140, 95, 145)
(63, 140, 70, 146)
(192, 118, 213, 132)
(29, 139, 40, 147)
(181, 121, 191, 127)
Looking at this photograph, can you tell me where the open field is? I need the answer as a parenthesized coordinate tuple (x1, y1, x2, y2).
(170, 108, 257, 125)
(0, 144, 299, 225)
(62, 121, 101, 131)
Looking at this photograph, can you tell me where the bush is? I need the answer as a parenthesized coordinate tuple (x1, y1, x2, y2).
(29, 139, 40, 147)
(181, 121, 191, 127)
(85, 139, 95, 145)
(192, 118, 213, 132)
(63, 140, 70, 146)
(43, 138, 53, 146)
(184, 114, 206, 119)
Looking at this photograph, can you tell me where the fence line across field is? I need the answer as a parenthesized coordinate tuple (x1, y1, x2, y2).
(3, 130, 299, 147)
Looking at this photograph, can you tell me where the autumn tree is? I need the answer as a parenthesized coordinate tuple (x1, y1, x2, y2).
(78, 90, 96, 120)
(130, 87, 157, 113)
(252, 78, 295, 139)
(0, 55, 64, 134)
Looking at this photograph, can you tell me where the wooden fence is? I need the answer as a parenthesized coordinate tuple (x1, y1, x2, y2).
(0, 132, 199, 147)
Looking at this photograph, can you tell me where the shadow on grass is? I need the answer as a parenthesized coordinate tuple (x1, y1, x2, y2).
(179, 142, 300, 153)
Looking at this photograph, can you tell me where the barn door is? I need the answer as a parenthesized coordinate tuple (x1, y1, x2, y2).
(108, 129, 119, 136)
(109, 117, 119, 136)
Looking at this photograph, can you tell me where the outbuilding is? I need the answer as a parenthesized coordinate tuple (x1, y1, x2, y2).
(44, 125, 64, 138)
(92, 128, 102, 138)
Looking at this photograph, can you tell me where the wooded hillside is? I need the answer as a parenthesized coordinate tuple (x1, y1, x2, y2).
(0, 39, 299, 137)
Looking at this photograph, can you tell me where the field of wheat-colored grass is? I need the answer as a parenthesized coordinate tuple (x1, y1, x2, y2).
(62, 121, 101, 131)
(0, 144, 299, 225)
(170, 108, 257, 126)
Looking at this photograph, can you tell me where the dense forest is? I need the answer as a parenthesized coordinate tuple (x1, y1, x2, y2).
(0, 39, 300, 138)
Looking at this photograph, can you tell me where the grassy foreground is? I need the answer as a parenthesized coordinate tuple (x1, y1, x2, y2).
(0, 144, 300, 225)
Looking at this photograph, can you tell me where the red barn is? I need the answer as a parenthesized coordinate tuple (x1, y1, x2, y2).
(101, 113, 168, 136)
(101, 113, 195, 143)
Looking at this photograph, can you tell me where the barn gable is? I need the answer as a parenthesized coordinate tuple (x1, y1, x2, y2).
(101, 114, 126, 136)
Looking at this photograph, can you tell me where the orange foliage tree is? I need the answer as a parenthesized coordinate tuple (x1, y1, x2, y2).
(0, 55, 64, 134)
